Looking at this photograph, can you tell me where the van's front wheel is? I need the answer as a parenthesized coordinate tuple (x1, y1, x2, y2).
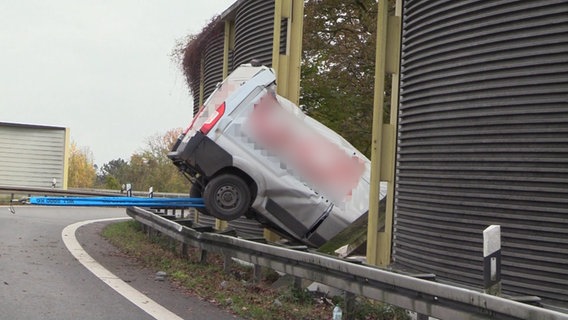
(203, 174, 251, 221)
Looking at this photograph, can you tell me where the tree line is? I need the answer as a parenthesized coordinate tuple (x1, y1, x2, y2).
(68, 128, 188, 193)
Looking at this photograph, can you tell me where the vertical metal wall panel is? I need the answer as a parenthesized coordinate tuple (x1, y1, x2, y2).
(395, 0, 568, 305)
(195, 213, 264, 238)
(203, 33, 225, 102)
(191, 76, 201, 116)
(0, 123, 66, 188)
(280, 18, 288, 55)
(233, 0, 275, 68)
(228, 49, 234, 75)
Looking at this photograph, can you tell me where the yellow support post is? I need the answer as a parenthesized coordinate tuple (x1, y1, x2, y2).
(382, 1, 402, 266)
(223, 19, 235, 78)
(286, 0, 303, 105)
(62, 127, 70, 190)
(216, 19, 236, 232)
(272, 0, 303, 105)
(195, 58, 207, 227)
(223, 20, 230, 78)
(272, 0, 285, 91)
(366, 0, 388, 267)
(366, 0, 402, 267)
(199, 59, 205, 107)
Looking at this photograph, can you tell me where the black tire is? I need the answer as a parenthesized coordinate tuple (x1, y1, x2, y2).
(203, 174, 251, 221)
(190, 183, 209, 215)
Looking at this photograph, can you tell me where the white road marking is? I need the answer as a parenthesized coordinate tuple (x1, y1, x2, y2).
(62, 217, 183, 320)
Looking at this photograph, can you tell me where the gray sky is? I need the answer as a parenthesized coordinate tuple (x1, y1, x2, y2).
(1, 0, 235, 166)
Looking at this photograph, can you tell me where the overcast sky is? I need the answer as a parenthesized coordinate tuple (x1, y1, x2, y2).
(1, 0, 235, 166)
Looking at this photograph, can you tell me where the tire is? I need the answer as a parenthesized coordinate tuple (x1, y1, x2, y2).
(203, 174, 251, 221)
(190, 183, 209, 215)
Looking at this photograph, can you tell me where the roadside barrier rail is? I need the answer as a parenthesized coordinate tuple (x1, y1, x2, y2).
(27, 196, 205, 208)
(0, 185, 188, 214)
(0, 185, 187, 198)
(126, 206, 568, 320)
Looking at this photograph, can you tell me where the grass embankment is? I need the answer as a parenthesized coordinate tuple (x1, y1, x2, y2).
(102, 221, 410, 320)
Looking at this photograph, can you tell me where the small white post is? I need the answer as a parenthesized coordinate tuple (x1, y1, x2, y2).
(483, 225, 501, 295)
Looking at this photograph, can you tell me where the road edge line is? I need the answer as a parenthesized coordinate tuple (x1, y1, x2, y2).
(61, 217, 184, 320)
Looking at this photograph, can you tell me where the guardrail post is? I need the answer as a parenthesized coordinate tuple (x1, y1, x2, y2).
(252, 264, 262, 284)
(416, 314, 428, 320)
(181, 242, 189, 259)
(343, 291, 356, 320)
(145, 223, 157, 238)
(190, 208, 199, 224)
(412, 273, 436, 319)
(199, 249, 208, 264)
(483, 225, 502, 296)
(293, 276, 302, 290)
(223, 254, 232, 273)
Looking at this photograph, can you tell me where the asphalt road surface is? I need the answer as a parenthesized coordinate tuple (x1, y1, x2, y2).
(0, 206, 241, 320)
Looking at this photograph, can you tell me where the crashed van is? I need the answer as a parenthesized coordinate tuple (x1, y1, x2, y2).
(168, 64, 386, 247)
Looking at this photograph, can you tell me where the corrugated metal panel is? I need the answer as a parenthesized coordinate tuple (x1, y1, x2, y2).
(280, 18, 287, 55)
(203, 32, 225, 102)
(228, 48, 234, 74)
(196, 214, 264, 238)
(0, 123, 66, 188)
(233, 0, 275, 68)
(394, 0, 568, 305)
(191, 76, 201, 116)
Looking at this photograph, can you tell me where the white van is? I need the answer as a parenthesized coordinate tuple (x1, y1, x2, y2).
(169, 64, 386, 247)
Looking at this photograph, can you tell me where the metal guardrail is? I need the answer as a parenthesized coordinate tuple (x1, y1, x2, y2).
(0, 185, 190, 214)
(0, 185, 187, 198)
(127, 206, 568, 320)
(0, 185, 119, 198)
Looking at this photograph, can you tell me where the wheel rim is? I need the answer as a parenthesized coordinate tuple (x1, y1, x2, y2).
(215, 185, 239, 210)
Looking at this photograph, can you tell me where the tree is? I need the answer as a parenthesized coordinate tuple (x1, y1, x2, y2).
(98, 158, 129, 189)
(97, 129, 189, 193)
(132, 128, 188, 193)
(301, 0, 394, 157)
(68, 142, 96, 188)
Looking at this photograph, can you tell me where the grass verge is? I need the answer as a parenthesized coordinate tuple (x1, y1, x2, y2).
(101, 220, 410, 320)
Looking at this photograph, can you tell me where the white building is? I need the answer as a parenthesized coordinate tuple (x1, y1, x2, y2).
(0, 122, 69, 189)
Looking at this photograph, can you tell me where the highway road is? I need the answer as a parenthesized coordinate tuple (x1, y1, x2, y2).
(0, 206, 240, 320)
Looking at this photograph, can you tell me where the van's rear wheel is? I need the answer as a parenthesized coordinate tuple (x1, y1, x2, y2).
(203, 174, 251, 221)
